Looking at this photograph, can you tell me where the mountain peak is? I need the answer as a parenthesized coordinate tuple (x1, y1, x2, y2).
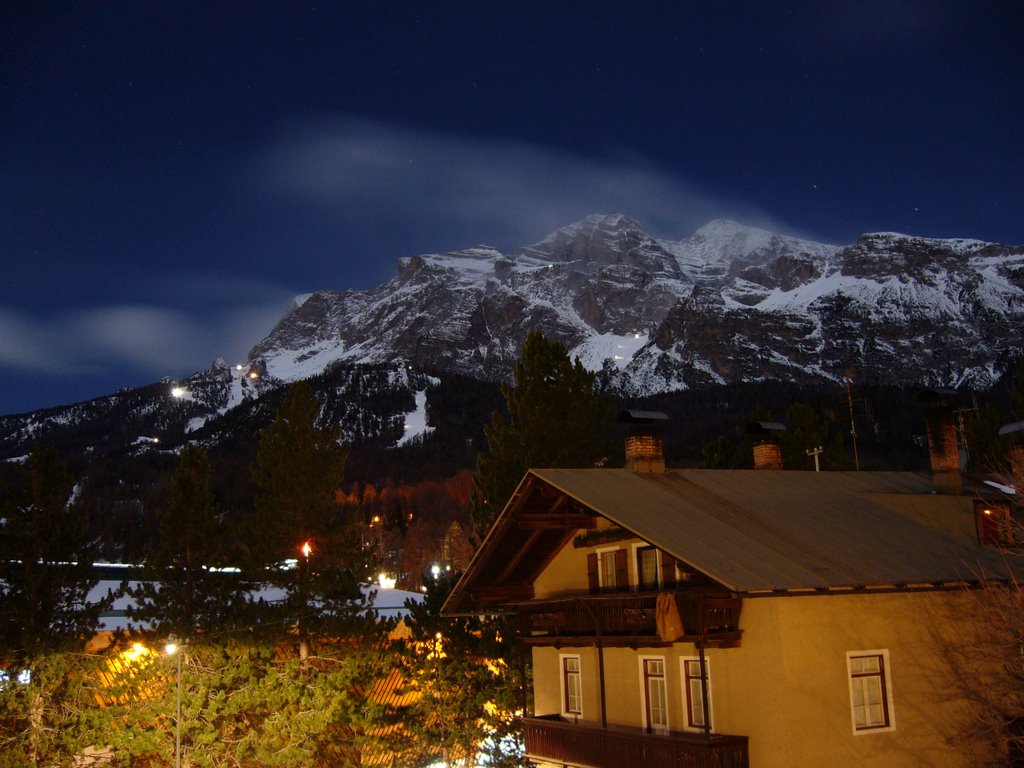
(694, 218, 760, 236)
(238, 215, 1021, 394)
(521, 213, 645, 254)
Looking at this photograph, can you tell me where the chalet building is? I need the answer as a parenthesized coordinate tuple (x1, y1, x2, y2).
(443, 409, 1022, 768)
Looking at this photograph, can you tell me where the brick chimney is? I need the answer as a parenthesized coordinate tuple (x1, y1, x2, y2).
(747, 421, 786, 470)
(619, 410, 668, 473)
(918, 390, 963, 495)
(998, 420, 1024, 502)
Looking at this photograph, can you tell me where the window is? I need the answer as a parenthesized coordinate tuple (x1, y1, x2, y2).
(682, 657, 711, 730)
(847, 650, 895, 733)
(640, 657, 669, 733)
(599, 549, 619, 589)
(636, 545, 659, 590)
(561, 655, 582, 716)
(588, 548, 628, 592)
(976, 500, 1018, 546)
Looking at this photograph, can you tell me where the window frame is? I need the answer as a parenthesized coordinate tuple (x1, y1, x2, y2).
(590, 546, 628, 592)
(633, 543, 660, 591)
(681, 656, 712, 731)
(560, 653, 582, 717)
(597, 547, 619, 590)
(846, 649, 895, 734)
(638, 655, 670, 734)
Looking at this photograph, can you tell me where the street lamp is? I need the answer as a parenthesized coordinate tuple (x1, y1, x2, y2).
(164, 637, 183, 768)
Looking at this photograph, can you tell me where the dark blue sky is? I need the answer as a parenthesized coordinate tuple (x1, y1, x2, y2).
(2, 1, 1022, 415)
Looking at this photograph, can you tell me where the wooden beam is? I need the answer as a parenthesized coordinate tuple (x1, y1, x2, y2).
(516, 513, 597, 530)
(494, 529, 546, 583)
(468, 585, 534, 600)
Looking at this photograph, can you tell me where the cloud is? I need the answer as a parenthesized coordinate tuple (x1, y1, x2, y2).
(0, 308, 68, 374)
(0, 121, 823, 385)
(0, 281, 294, 378)
(256, 117, 809, 249)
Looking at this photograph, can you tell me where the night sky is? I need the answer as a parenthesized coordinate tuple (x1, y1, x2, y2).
(2, 1, 1022, 416)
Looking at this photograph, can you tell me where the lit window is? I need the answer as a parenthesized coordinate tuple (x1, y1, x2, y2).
(561, 655, 581, 716)
(641, 657, 669, 733)
(847, 650, 895, 733)
(682, 657, 711, 729)
(976, 500, 1018, 546)
(637, 545, 660, 590)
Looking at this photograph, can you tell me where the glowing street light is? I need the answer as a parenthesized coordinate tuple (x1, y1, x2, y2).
(164, 637, 183, 768)
(301, 540, 313, 558)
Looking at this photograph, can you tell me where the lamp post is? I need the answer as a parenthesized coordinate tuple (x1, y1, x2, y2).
(164, 638, 183, 768)
(299, 540, 313, 661)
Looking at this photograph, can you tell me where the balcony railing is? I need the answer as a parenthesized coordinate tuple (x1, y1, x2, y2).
(523, 715, 749, 768)
(518, 590, 742, 647)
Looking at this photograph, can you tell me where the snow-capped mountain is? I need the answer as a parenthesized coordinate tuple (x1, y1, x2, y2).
(249, 214, 1024, 394)
(3, 214, 1021, 463)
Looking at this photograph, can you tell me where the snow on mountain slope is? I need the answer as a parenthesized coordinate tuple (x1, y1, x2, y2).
(245, 214, 1023, 396)
(3, 215, 1022, 459)
(661, 218, 840, 291)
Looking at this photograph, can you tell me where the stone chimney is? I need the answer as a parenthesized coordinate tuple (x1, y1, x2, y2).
(998, 420, 1024, 502)
(747, 421, 786, 469)
(918, 390, 963, 495)
(618, 410, 668, 473)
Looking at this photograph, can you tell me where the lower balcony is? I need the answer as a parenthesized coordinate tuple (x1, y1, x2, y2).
(523, 715, 749, 768)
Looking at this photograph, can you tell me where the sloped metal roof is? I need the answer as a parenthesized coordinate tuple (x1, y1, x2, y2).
(528, 468, 1011, 592)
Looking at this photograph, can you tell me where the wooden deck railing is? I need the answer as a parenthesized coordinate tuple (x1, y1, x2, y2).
(517, 590, 742, 646)
(523, 715, 749, 768)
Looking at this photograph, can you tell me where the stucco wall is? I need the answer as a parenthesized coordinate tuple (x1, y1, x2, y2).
(532, 526, 644, 599)
(531, 589, 997, 767)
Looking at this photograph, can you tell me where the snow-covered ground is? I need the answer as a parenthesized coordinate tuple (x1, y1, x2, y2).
(573, 331, 649, 372)
(397, 388, 434, 446)
(88, 566, 423, 631)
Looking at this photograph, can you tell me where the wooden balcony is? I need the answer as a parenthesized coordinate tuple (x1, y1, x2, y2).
(523, 715, 749, 768)
(517, 590, 742, 648)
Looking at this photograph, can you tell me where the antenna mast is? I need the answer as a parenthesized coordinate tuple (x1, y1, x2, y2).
(846, 380, 860, 470)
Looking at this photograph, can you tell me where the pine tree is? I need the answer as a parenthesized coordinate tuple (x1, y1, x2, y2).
(472, 331, 615, 536)
(0, 651, 99, 767)
(128, 444, 250, 637)
(780, 402, 850, 470)
(87, 633, 393, 768)
(0, 446, 107, 663)
(390, 569, 529, 767)
(700, 402, 850, 469)
(967, 359, 1024, 472)
(250, 381, 375, 659)
(0, 446, 110, 764)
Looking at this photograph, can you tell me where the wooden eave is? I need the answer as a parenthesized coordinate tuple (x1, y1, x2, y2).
(442, 475, 597, 615)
